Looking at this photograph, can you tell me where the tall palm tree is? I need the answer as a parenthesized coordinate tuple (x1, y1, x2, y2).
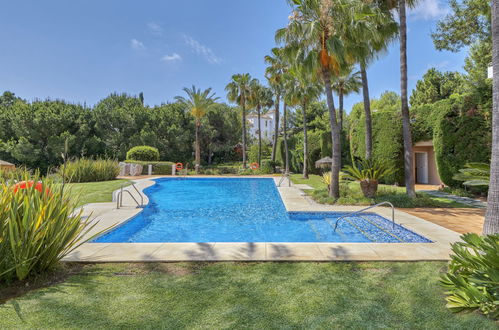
(226, 73, 253, 168)
(248, 80, 274, 166)
(331, 67, 362, 131)
(484, 0, 499, 235)
(398, 0, 416, 198)
(347, 1, 397, 159)
(175, 86, 218, 172)
(276, 0, 354, 198)
(286, 64, 322, 179)
(265, 47, 287, 163)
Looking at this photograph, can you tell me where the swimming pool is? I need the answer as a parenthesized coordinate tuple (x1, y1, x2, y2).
(94, 178, 431, 243)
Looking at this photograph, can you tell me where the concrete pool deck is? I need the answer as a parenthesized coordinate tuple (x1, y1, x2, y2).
(63, 176, 462, 262)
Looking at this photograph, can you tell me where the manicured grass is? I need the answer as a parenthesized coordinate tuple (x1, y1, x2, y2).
(67, 179, 130, 206)
(0, 262, 494, 329)
(291, 174, 471, 208)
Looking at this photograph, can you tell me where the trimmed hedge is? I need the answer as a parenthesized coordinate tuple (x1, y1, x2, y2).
(349, 92, 404, 185)
(431, 95, 491, 187)
(124, 160, 174, 175)
(126, 146, 160, 162)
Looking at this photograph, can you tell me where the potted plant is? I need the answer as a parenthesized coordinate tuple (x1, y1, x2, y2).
(342, 159, 395, 198)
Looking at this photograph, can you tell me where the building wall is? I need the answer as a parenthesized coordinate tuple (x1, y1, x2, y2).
(413, 145, 442, 185)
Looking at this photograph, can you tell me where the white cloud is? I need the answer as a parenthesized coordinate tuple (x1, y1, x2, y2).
(147, 22, 163, 36)
(183, 35, 221, 64)
(409, 0, 449, 20)
(161, 53, 182, 62)
(130, 38, 146, 50)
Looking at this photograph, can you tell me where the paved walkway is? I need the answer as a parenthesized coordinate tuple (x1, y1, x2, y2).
(402, 208, 484, 234)
(418, 189, 487, 208)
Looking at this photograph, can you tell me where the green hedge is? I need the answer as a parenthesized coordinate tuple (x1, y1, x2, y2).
(431, 95, 491, 187)
(349, 93, 404, 185)
(124, 160, 174, 175)
(126, 146, 160, 162)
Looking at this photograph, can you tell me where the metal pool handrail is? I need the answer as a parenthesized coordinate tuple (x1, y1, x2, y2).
(333, 201, 395, 231)
(278, 172, 291, 187)
(116, 183, 144, 209)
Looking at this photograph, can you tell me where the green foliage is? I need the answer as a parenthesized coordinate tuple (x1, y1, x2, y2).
(124, 161, 175, 175)
(126, 146, 160, 162)
(453, 162, 490, 186)
(349, 91, 404, 184)
(440, 233, 499, 319)
(342, 158, 395, 182)
(60, 159, 119, 183)
(410, 68, 465, 107)
(248, 143, 272, 164)
(433, 94, 491, 187)
(0, 171, 96, 282)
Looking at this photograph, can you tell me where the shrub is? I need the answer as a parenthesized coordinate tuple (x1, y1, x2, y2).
(440, 233, 499, 319)
(60, 158, 119, 182)
(0, 172, 97, 282)
(342, 159, 395, 198)
(126, 146, 160, 162)
(124, 160, 175, 175)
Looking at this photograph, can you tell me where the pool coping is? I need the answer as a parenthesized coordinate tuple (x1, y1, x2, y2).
(63, 176, 462, 262)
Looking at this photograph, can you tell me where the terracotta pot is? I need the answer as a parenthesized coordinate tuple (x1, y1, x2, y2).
(360, 180, 378, 198)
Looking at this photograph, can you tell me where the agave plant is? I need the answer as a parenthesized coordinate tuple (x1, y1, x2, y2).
(453, 163, 490, 187)
(440, 233, 499, 319)
(342, 159, 395, 198)
(0, 171, 98, 282)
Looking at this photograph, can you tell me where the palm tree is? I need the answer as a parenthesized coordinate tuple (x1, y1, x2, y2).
(248, 80, 274, 166)
(483, 0, 499, 235)
(265, 47, 287, 163)
(175, 86, 218, 173)
(398, 0, 417, 198)
(276, 0, 353, 198)
(226, 73, 253, 168)
(347, 1, 397, 159)
(331, 67, 362, 131)
(286, 64, 322, 179)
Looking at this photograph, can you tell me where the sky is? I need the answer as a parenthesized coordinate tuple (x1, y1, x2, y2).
(0, 0, 467, 113)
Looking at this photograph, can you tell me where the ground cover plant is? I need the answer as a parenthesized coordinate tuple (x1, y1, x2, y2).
(67, 179, 130, 206)
(0, 262, 496, 328)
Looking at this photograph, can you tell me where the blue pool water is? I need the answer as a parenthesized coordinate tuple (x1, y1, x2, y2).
(94, 178, 431, 243)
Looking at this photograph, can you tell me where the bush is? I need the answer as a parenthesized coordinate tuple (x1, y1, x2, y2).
(126, 146, 160, 162)
(124, 160, 174, 175)
(60, 158, 119, 182)
(0, 172, 97, 282)
(440, 233, 499, 319)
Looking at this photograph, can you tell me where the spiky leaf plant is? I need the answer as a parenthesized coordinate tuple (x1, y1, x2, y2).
(453, 162, 490, 187)
(0, 171, 98, 282)
(342, 159, 395, 198)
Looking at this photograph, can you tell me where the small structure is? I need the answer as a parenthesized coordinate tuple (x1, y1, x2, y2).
(413, 140, 443, 185)
(0, 160, 15, 171)
(315, 157, 333, 169)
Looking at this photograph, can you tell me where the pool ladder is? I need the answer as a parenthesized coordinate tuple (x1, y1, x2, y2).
(116, 183, 144, 209)
(278, 172, 291, 187)
(333, 201, 395, 232)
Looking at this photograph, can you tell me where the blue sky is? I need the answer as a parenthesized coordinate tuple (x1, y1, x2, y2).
(0, 0, 467, 113)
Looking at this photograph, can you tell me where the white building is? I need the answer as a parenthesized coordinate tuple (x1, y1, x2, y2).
(247, 110, 276, 141)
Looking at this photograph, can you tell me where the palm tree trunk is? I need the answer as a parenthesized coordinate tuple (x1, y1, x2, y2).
(283, 102, 289, 174)
(360, 63, 373, 160)
(302, 100, 308, 179)
(322, 69, 341, 198)
(195, 120, 201, 174)
(339, 89, 344, 132)
(399, 0, 416, 198)
(257, 104, 262, 166)
(242, 99, 247, 168)
(484, 0, 499, 235)
(271, 93, 280, 163)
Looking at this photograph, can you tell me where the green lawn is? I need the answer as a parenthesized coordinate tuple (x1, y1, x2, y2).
(67, 179, 130, 206)
(291, 174, 470, 208)
(0, 262, 494, 329)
